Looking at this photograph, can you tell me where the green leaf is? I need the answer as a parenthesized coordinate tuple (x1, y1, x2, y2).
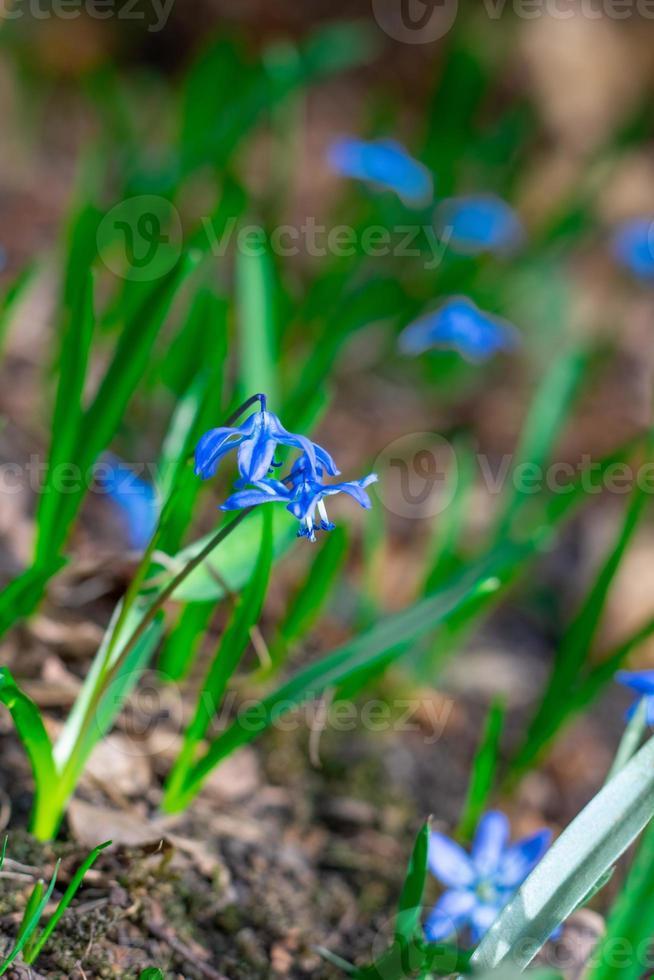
(34, 268, 95, 561)
(0, 859, 60, 975)
(512, 474, 650, 779)
(457, 698, 505, 843)
(0, 261, 35, 356)
(139, 971, 165, 980)
(171, 545, 524, 808)
(589, 818, 654, 980)
(158, 601, 215, 683)
(396, 821, 430, 945)
(493, 348, 587, 541)
(471, 732, 654, 973)
(271, 525, 348, 666)
(0, 669, 57, 835)
(164, 509, 274, 808)
(236, 237, 279, 408)
(24, 841, 111, 964)
(0, 559, 66, 640)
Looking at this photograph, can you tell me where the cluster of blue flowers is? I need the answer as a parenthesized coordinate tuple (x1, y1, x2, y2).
(194, 396, 377, 542)
(329, 136, 654, 363)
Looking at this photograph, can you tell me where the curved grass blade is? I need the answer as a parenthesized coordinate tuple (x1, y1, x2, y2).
(457, 698, 505, 843)
(24, 840, 111, 964)
(471, 733, 654, 973)
(0, 669, 57, 833)
(236, 237, 279, 408)
(0, 859, 60, 975)
(396, 820, 430, 945)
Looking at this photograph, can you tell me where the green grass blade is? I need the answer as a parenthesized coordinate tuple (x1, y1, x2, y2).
(395, 820, 430, 945)
(0, 859, 60, 975)
(472, 734, 654, 973)
(493, 349, 587, 541)
(588, 818, 654, 980)
(174, 546, 523, 807)
(164, 509, 274, 808)
(511, 477, 650, 779)
(0, 559, 66, 639)
(0, 669, 57, 831)
(15, 880, 44, 946)
(457, 698, 506, 843)
(271, 526, 348, 667)
(139, 971, 165, 980)
(34, 268, 95, 561)
(606, 698, 648, 783)
(158, 600, 215, 682)
(24, 841, 111, 964)
(0, 261, 35, 356)
(236, 237, 279, 408)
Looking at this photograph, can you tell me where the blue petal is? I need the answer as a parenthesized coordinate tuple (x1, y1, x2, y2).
(611, 218, 654, 280)
(435, 195, 524, 256)
(221, 480, 290, 511)
(194, 426, 245, 479)
(428, 832, 476, 888)
(323, 474, 378, 509)
(97, 455, 158, 550)
(496, 829, 551, 889)
(237, 413, 278, 482)
(469, 903, 501, 943)
(617, 671, 654, 695)
(327, 136, 432, 206)
(471, 812, 510, 877)
(398, 297, 520, 363)
(423, 890, 477, 942)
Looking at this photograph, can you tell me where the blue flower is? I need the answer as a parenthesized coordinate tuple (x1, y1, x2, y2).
(96, 454, 158, 550)
(327, 137, 433, 207)
(611, 218, 654, 280)
(425, 812, 551, 945)
(435, 194, 524, 256)
(617, 671, 654, 724)
(398, 296, 520, 363)
(195, 403, 339, 484)
(220, 460, 378, 542)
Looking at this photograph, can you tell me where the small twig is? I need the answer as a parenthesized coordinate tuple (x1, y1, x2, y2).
(146, 917, 229, 980)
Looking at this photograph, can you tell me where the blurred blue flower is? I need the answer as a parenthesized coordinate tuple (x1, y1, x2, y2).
(195, 402, 339, 484)
(435, 194, 524, 255)
(97, 454, 158, 551)
(611, 218, 654, 280)
(327, 137, 433, 207)
(617, 671, 654, 724)
(398, 296, 520, 363)
(425, 812, 551, 944)
(221, 459, 377, 542)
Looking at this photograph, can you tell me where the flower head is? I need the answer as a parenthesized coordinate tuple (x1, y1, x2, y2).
(611, 218, 654, 280)
(195, 399, 338, 484)
(425, 812, 551, 944)
(221, 458, 378, 542)
(435, 194, 524, 256)
(327, 136, 433, 207)
(96, 454, 158, 550)
(617, 671, 654, 724)
(398, 296, 520, 363)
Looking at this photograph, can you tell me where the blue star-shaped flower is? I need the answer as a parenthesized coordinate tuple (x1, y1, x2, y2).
(426, 812, 551, 945)
(435, 194, 524, 256)
(617, 671, 654, 724)
(611, 218, 654, 280)
(194, 404, 338, 484)
(327, 136, 433, 207)
(220, 459, 378, 542)
(96, 454, 158, 550)
(398, 296, 520, 363)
